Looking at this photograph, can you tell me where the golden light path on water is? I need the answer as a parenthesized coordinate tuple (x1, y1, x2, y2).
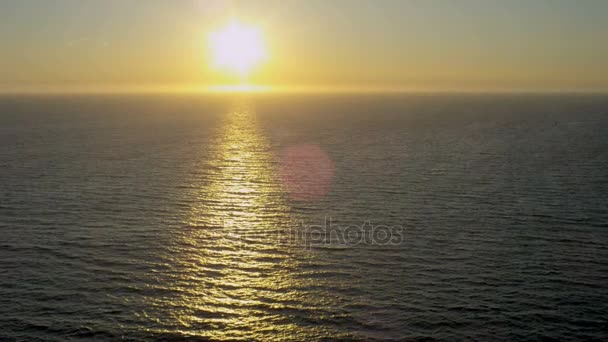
(141, 97, 348, 340)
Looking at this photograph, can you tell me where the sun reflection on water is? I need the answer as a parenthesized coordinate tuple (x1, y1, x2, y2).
(142, 97, 346, 340)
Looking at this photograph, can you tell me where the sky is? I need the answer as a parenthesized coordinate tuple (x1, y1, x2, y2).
(1, 0, 607, 92)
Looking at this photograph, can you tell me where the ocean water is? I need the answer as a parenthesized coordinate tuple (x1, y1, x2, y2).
(1, 93, 607, 341)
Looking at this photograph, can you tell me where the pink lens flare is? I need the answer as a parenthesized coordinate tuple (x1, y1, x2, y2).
(279, 144, 335, 201)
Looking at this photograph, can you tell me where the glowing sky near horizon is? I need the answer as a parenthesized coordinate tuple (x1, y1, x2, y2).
(1, 0, 607, 91)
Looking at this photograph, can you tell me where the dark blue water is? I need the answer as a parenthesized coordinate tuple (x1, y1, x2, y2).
(1, 94, 607, 341)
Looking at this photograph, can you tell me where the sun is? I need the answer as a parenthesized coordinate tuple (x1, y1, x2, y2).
(208, 21, 267, 78)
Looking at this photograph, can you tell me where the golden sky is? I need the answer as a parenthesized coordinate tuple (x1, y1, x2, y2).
(1, 0, 607, 92)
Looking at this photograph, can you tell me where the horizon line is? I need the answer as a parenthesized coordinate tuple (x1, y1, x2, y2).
(1, 84, 607, 95)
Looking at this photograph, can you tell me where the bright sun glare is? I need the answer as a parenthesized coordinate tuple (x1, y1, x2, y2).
(209, 21, 267, 78)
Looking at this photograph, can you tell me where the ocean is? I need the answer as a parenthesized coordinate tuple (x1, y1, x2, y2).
(1, 93, 607, 341)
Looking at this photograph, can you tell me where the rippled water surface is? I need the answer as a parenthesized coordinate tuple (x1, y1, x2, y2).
(1, 94, 607, 341)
